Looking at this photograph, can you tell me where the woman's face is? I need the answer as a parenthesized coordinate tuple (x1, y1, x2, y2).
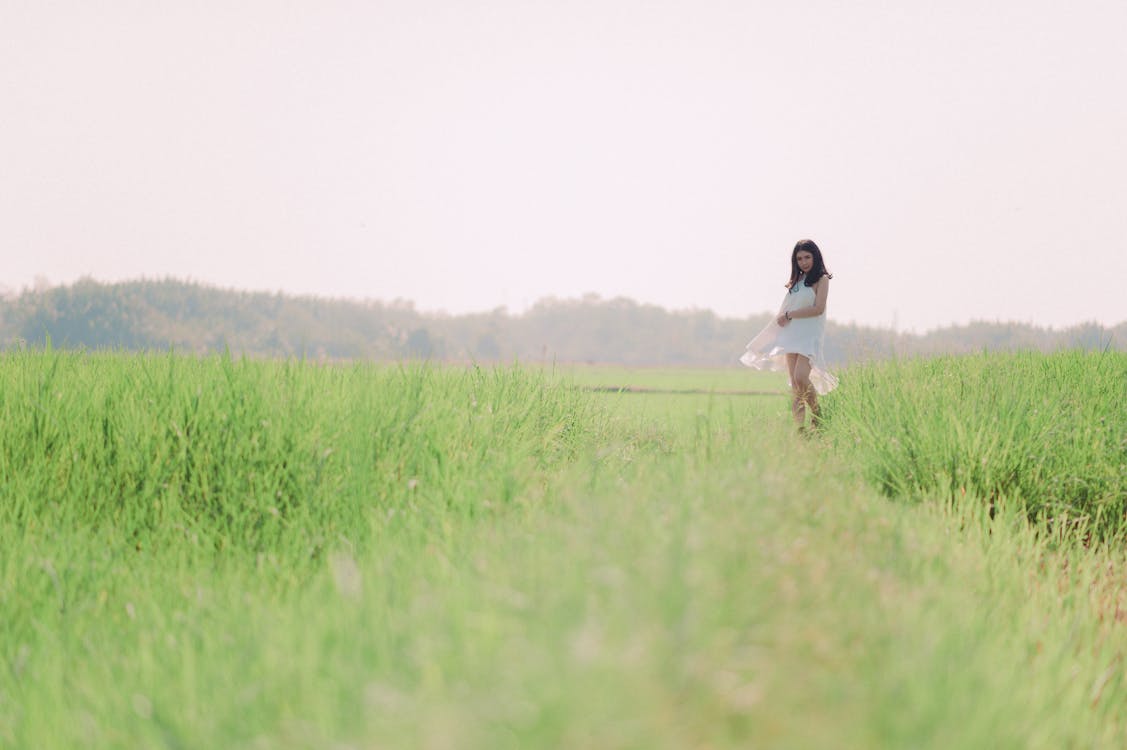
(795, 250, 814, 274)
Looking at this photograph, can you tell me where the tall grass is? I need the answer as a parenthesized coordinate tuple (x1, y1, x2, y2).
(2, 350, 618, 747)
(0, 350, 600, 548)
(3, 352, 1127, 747)
(822, 351, 1127, 537)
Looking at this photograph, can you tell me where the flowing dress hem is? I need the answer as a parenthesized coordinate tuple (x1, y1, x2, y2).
(740, 279, 838, 395)
(739, 347, 839, 395)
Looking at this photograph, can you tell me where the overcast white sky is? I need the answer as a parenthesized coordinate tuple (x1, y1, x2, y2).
(3, 0, 1125, 332)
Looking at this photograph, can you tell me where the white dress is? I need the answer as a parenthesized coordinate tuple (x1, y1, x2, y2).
(739, 276, 838, 395)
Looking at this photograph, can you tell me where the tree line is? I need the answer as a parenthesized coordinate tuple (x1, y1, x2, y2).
(1, 278, 1122, 365)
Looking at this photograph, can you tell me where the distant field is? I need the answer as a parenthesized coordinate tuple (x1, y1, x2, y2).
(551, 363, 788, 393)
(548, 364, 790, 433)
(2, 350, 1126, 748)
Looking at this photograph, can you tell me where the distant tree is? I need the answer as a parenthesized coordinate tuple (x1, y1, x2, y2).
(405, 328, 433, 359)
(0, 278, 1122, 364)
(474, 333, 501, 360)
(1065, 322, 1114, 351)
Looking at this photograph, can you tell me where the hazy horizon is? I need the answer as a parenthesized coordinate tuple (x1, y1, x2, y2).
(4, 1, 1125, 333)
(6, 273, 1124, 337)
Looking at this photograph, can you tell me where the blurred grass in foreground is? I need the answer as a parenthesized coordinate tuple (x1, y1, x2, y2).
(1, 352, 1126, 748)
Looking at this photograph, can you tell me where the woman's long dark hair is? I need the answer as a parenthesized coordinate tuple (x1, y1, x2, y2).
(786, 239, 832, 290)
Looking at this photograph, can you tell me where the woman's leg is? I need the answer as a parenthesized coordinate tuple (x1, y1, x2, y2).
(785, 353, 805, 428)
(791, 355, 820, 429)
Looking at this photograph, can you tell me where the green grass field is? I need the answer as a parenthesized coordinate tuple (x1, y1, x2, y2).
(2, 350, 1125, 748)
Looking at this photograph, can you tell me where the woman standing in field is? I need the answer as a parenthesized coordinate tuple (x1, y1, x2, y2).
(740, 239, 838, 430)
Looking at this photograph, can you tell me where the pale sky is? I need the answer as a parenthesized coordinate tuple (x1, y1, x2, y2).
(3, 0, 1126, 332)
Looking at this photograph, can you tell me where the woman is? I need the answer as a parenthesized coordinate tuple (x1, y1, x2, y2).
(740, 239, 838, 430)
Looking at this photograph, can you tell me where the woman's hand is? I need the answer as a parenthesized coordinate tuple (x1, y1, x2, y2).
(776, 312, 790, 327)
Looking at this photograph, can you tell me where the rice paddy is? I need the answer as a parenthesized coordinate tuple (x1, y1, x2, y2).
(1, 349, 1125, 748)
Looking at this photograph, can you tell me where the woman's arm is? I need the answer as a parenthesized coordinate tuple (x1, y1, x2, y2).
(774, 291, 790, 325)
(786, 277, 829, 320)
